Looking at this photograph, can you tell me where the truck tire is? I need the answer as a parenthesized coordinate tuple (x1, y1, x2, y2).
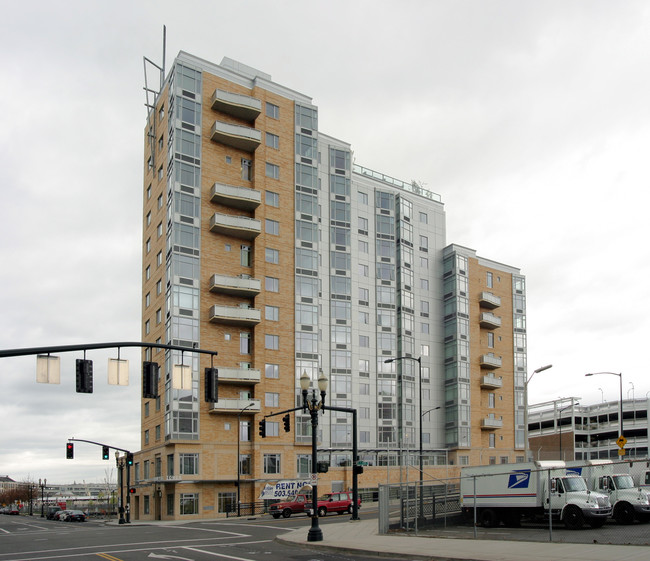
(480, 509, 498, 528)
(282, 508, 292, 518)
(317, 506, 327, 517)
(563, 506, 584, 529)
(614, 502, 635, 525)
(501, 511, 521, 528)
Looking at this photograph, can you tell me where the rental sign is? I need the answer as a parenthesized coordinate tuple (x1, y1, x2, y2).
(259, 479, 312, 500)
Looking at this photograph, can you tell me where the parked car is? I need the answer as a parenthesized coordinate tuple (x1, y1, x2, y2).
(64, 510, 86, 522)
(317, 492, 361, 516)
(53, 510, 70, 521)
(7, 506, 20, 515)
(46, 506, 61, 520)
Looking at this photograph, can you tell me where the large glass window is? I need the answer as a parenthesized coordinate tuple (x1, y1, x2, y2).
(264, 454, 281, 474)
(179, 453, 199, 475)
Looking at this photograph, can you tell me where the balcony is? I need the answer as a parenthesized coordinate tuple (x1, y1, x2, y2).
(479, 291, 501, 309)
(210, 182, 261, 211)
(480, 375, 503, 389)
(217, 367, 261, 385)
(211, 89, 261, 121)
(479, 312, 502, 329)
(210, 120, 261, 152)
(480, 354, 502, 369)
(209, 398, 261, 414)
(208, 304, 261, 326)
(209, 274, 261, 297)
(481, 417, 503, 430)
(209, 212, 261, 240)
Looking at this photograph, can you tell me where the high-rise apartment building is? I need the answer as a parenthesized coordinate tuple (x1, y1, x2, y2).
(135, 51, 526, 520)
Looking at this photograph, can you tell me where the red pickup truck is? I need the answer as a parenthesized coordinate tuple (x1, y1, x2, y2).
(269, 492, 360, 518)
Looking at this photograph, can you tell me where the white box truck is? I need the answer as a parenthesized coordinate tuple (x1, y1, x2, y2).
(567, 460, 650, 524)
(460, 461, 612, 529)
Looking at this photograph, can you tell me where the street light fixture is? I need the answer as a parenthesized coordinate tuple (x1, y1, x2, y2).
(237, 402, 255, 517)
(300, 370, 328, 542)
(524, 365, 552, 460)
(585, 372, 624, 446)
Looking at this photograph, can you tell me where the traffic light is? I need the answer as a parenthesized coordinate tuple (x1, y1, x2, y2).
(129, 487, 136, 494)
(126, 452, 134, 466)
(102, 446, 110, 460)
(142, 361, 159, 399)
(353, 465, 364, 475)
(66, 443, 74, 459)
(204, 367, 218, 402)
(258, 419, 266, 438)
(75, 359, 93, 393)
(282, 413, 291, 433)
(316, 461, 329, 473)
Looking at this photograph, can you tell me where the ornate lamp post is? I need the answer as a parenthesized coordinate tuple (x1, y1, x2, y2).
(237, 402, 255, 517)
(115, 451, 125, 524)
(39, 478, 47, 518)
(300, 370, 328, 542)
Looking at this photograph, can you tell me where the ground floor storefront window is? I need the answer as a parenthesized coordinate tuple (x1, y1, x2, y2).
(180, 493, 198, 515)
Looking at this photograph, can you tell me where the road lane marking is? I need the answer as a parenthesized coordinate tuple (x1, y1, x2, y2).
(184, 547, 257, 561)
(96, 554, 123, 561)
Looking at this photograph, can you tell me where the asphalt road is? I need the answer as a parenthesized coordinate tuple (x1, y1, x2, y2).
(0, 513, 385, 561)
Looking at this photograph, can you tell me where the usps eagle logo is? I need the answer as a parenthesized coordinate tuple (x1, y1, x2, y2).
(508, 469, 531, 488)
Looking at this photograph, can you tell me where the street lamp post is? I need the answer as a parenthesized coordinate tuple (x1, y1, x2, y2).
(558, 401, 579, 460)
(39, 478, 46, 518)
(524, 365, 552, 460)
(585, 372, 624, 449)
(237, 402, 255, 517)
(300, 370, 328, 542)
(115, 451, 125, 524)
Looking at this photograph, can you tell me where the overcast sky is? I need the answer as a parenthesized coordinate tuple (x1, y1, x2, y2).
(1, 1, 648, 485)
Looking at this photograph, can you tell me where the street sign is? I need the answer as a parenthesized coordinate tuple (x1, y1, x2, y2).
(618, 448, 626, 456)
(310, 473, 318, 485)
(357, 461, 368, 466)
(616, 435, 627, 448)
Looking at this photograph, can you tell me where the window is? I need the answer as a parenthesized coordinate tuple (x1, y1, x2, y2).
(158, 166, 163, 181)
(157, 251, 162, 267)
(155, 454, 162, 477)
(264, 454, 281, 474)
(487, 332, 494, 348)
(265, 163, 279, 180)
(241, 158, 252, 181)
(358, 191, 368, 205)
(167, 454, 174, 476)
(157, 194, 163, 209)
(358, 311, 369, 324)
(265, 276, 279, 292)
(241, 244, 252, 266)
(266, 190, 279, 207)
(265, 392, 279, 407)
(158, 104, 165, 121)
(266, 421, 279, 437)
(419, 212, 428, 224)
(144, 495, 150, 514)
(358, 240, 368, 253)
(156, 279, 162, 295)
(265, 363, 279, 379)
(180, 453, 199, 475)
(265, 334, 279, 350)
(146, 211, 151, 226)
(265, 132, 279, 149)
(180, 493, 199, 515)
(489, 433, 496, 448)
(157, 222, 163, 238)
(265, 248, 279, 264)
(265, 219, 279, 235)
(358, 216, 368, 231)
(145, 292, 150, 308)
(144, 402, 150, 417)
(145, 320, 150, 335)
(487, 272, 493, 288)
(360, 383, 370, 395)
(421, 323, 429, 334)
(265, 305, 279, 321)
(421, 344, 430, 356)
(421, 278, 429, 290)
(359, 359, 369, 372)
(146, 238, 151, 254)
(488, 393, 496, 408)
(420, 257, 428, 269)
(240, 332, 251, 354)
(266, 102, 279, 119)
(421, 300, 430, 316)
(359, 335, 369, 347)
(239, 454, 251, 475)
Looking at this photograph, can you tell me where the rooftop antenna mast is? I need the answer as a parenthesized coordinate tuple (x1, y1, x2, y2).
(143, 25, 167, 113)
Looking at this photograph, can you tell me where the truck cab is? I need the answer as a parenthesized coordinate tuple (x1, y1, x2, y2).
(596, 474, 650, 524)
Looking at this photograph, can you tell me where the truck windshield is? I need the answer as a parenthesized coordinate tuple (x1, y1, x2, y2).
(612, 475, 635, 489)
(563, 477, 587, 492)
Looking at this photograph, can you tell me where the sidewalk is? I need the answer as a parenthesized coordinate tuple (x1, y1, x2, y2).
(277, 518, 650, 561)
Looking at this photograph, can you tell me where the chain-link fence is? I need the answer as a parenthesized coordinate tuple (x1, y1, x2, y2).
(378, 459, 650, 545)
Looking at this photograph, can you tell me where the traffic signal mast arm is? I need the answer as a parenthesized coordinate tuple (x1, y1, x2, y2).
(262, 405, 304, 418)
(68, 437, 131, 454)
